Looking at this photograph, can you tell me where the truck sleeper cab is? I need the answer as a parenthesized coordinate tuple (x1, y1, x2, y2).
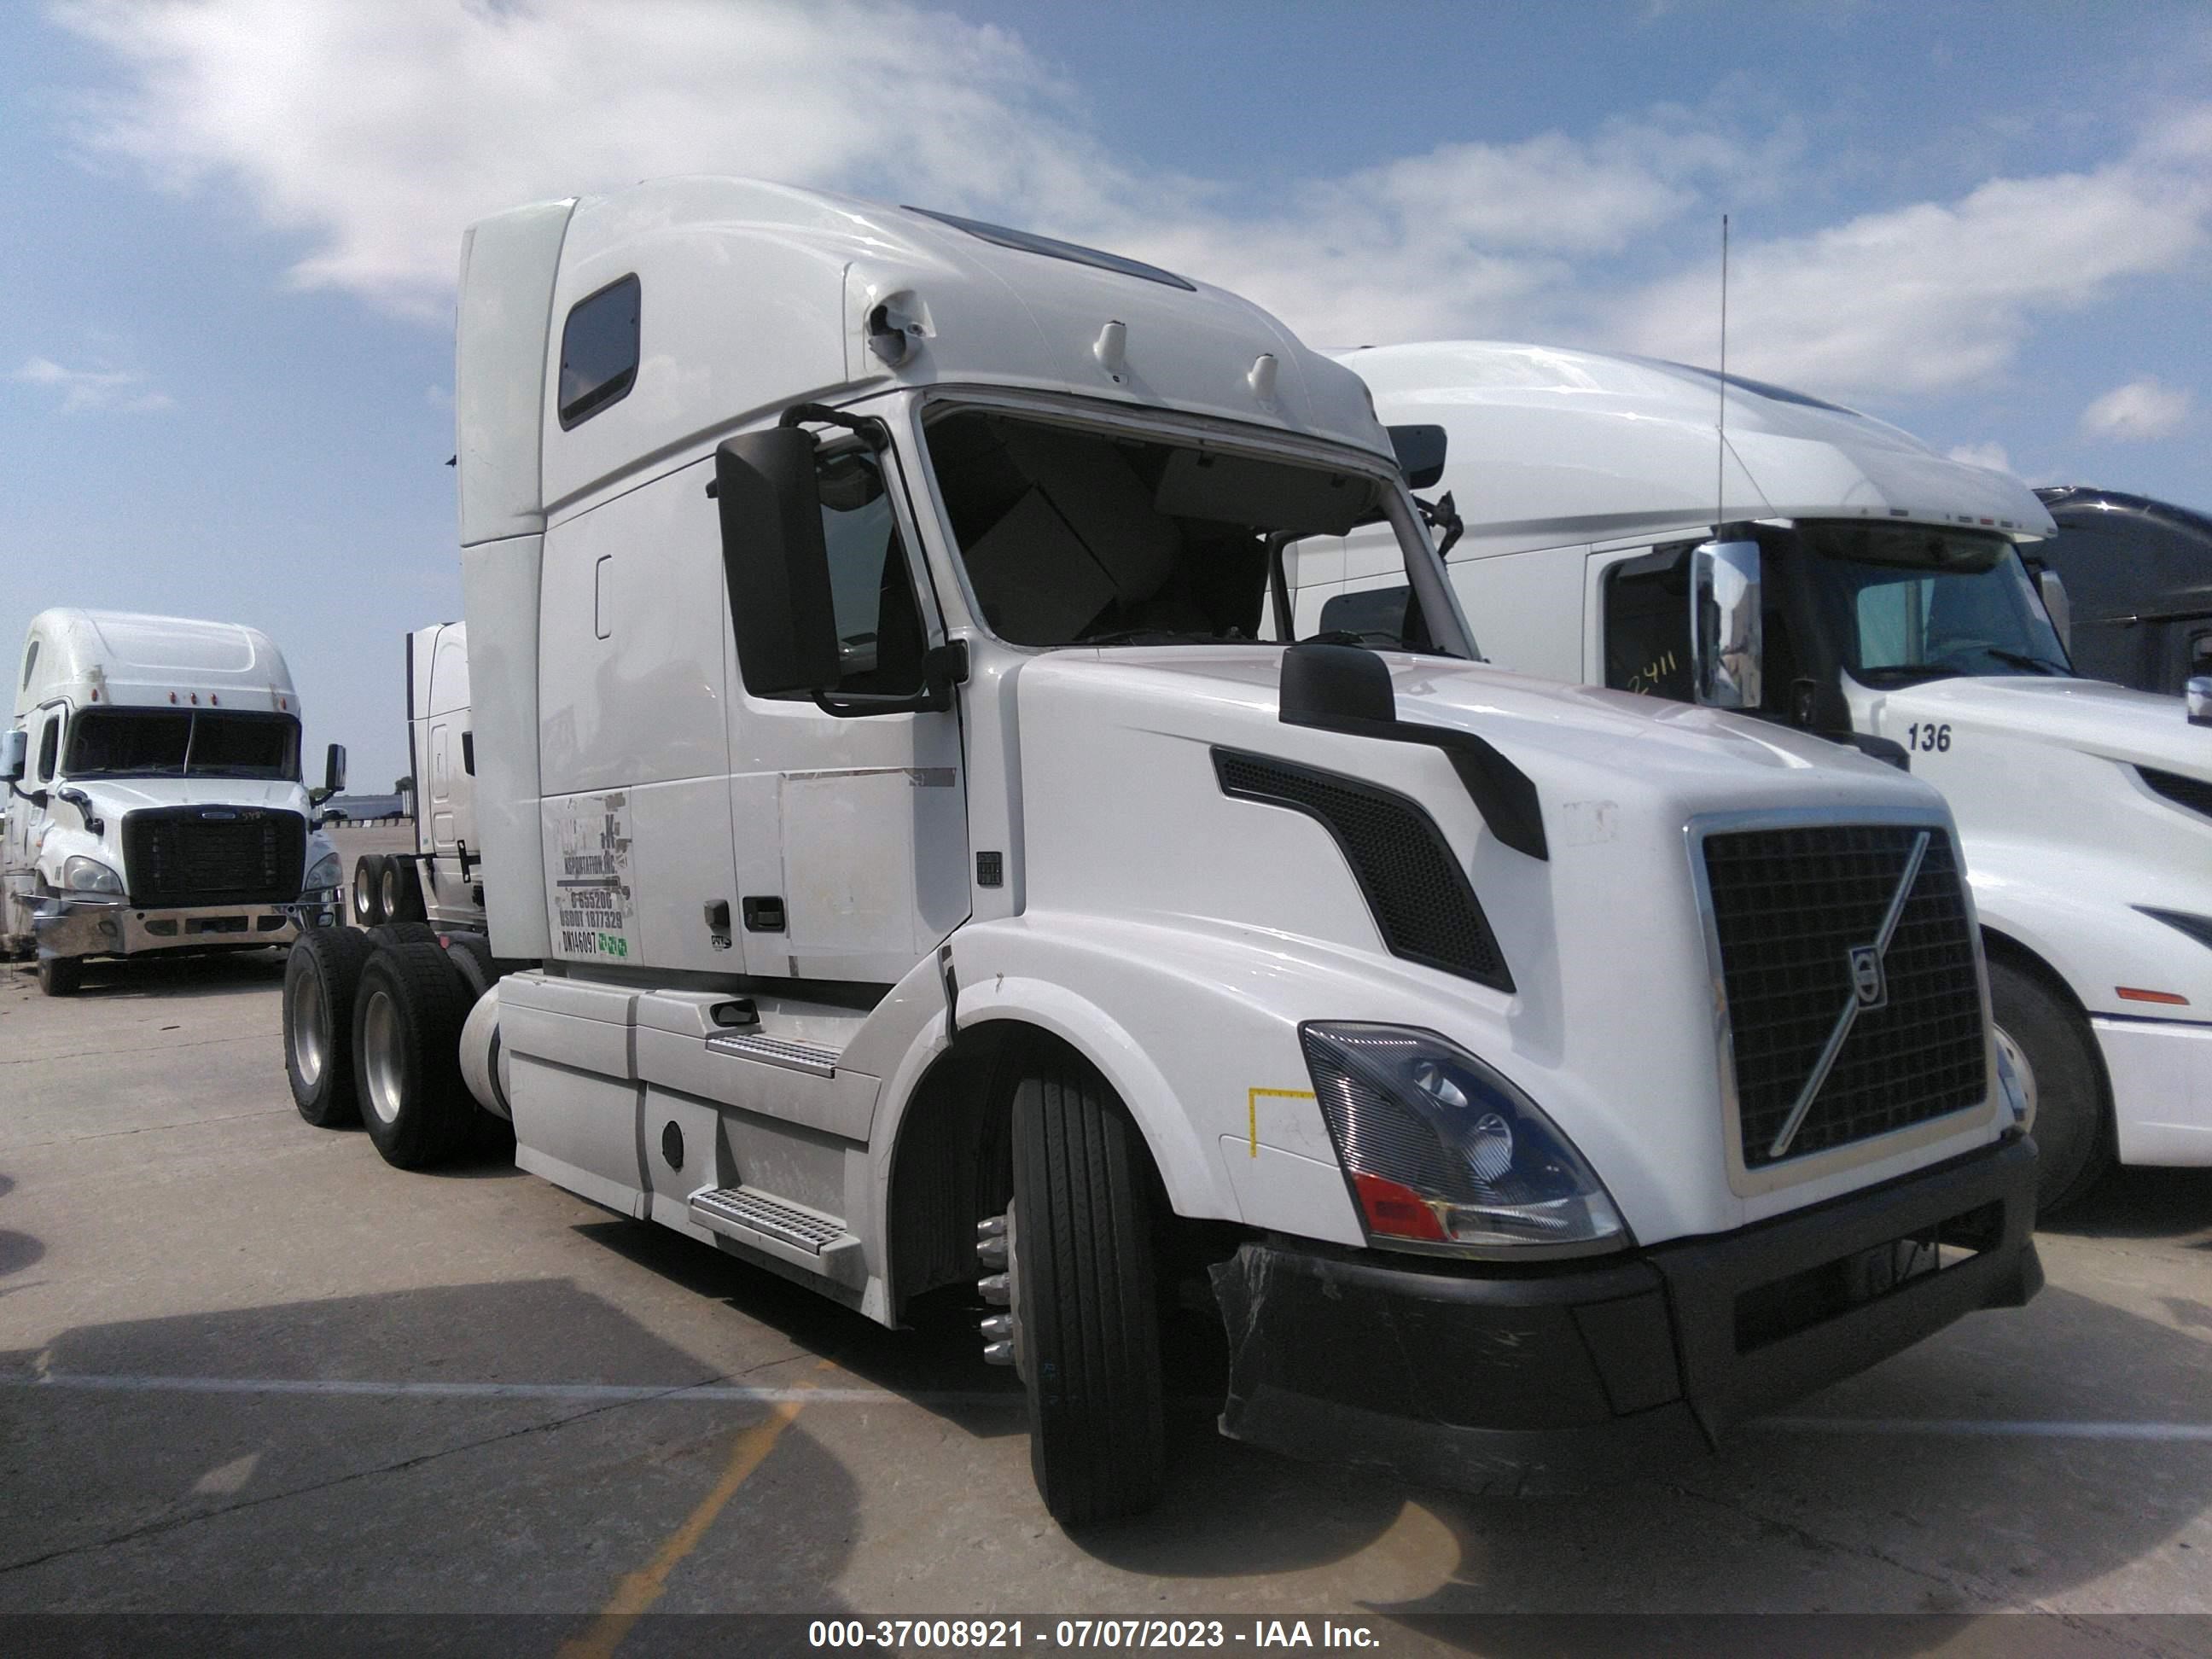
(346, 621, 482, 932)
(4, 608, 345, 995)
(1326, 341, 2212, 1211)
(285, 183, 2038, 1525)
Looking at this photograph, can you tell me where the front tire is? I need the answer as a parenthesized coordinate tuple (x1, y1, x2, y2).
(1989, 958, 2110, 1216)
(36, 955, 84, 997)
(285, 927, 374, 1126)
(352, 939, 476, 1169)
(1010, 1051, 1167, 1526)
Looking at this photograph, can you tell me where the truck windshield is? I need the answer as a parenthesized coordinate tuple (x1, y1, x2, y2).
(65, 709, 303, 780)
(1803, 521, 2072, 684)
(924, 409, 1396, 648)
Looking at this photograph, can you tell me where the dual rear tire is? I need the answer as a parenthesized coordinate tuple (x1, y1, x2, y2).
(349, 855, 426, 928)
(285, 926, 481, 1167)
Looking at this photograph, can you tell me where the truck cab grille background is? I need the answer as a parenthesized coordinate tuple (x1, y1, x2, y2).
(122, 807, 307, 908)
(1703, 824, 1985, 1169)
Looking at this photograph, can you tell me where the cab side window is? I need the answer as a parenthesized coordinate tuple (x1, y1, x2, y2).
(1602, 548, 1694, 701)
(557, 275, 640, 429)
(34, 713, 61, 783)
(817, 446, 928, 695)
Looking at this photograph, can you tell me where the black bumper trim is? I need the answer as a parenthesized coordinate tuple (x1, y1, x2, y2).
(1211, 1134, 2040, 1495)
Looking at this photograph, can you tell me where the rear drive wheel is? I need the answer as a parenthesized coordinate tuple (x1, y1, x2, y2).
(352, 856, 387, 927)
(36, 955, 84, 997)
(1008, 1051, 1167, 1526)
(1989, 958, 2110, 1217)
(285, 926, 375, 1126)
(352, 939, 476, 1169)
(380, 857, 426, 923)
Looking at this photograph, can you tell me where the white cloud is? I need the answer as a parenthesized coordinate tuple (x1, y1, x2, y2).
(2080, 376, 2192, 442)
(1615, 107, 2212, 399)
(10, 355, 173, 412)
(1946, 441, 2012, 474)
(42, 1, 2212, 410)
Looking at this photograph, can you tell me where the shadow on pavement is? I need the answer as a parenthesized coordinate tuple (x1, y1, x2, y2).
(2043, 1167, 2212, 1248)
(0, 1278, 864, 1619)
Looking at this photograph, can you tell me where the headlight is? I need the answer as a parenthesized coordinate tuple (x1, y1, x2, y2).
(62, 855, 124, 895)
(305, 849, 343, 891)
(1301, 1022, 1626, 1258)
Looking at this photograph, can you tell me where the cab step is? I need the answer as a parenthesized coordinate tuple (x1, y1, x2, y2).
(688, 1184, 855, 1258)
(703, 1031, 841, 1077)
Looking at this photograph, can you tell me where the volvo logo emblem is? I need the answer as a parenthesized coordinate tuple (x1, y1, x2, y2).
(1848, 944, 1887, 1010)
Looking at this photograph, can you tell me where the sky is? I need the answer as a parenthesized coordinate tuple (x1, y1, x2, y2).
(3, 0, 2209, 787)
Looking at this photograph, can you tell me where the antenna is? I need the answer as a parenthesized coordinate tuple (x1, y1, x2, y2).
(1716, 212, 1729, 528)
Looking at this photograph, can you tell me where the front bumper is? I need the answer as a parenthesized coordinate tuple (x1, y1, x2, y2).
(1210, 1134, 2040, 1496)
(33, 895, 337, 960)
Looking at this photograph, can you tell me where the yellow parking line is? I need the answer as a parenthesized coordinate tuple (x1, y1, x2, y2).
(558, 1362, 828, 1659)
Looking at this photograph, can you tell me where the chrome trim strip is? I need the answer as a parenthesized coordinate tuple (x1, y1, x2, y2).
(703, 1031, 839, 1078)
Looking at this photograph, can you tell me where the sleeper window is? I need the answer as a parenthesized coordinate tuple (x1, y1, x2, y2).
(557, 275, 641, 428)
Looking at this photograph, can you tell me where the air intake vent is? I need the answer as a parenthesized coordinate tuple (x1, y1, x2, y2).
(1702, 823, 1985, 1170)
(2139, 765, 2212, 819)
(1214, 748, 1511, 991)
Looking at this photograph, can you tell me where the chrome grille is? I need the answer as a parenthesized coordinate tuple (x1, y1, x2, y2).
(1703, 823, 1986, 1169)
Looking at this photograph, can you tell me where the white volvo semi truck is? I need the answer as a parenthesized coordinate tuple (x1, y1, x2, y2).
(282, 180, 2040, 1524)
(1322, 341, 2212, 1213)
(4, 608, 345, 994)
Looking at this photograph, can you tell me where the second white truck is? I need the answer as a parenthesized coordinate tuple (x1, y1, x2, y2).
(1324, 341, 2212, 1210)
(283, 180, 2040, 1524)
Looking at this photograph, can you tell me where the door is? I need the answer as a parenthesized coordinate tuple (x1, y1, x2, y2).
(725, 437, 970, 986)
(4, 706, 63, 937)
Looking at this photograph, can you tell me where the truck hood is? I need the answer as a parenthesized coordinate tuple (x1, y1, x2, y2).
(1077, 646, 1932, 807)
(64, 777, 315, 818)
(1861, 674, 2212, 778)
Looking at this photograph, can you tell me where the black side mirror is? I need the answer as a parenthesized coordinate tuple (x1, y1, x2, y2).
(711, 429, 841, 698)
(323, 742, 347, 795)
(1388, 424, 1447, 491)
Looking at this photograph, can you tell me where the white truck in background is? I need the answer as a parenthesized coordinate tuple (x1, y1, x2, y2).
(3, 608, 345, 995)
(282, 179, 2039, 1525)
(347, 621, 484, 933)
(1323, 341, 2212, 1212)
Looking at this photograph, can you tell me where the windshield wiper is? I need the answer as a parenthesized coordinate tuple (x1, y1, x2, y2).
(1983, 647, 2068, 676)
(1079, 628, 1255, 647)
(1855, 664, 1967, 685)
(1304, 628, 1410, 649)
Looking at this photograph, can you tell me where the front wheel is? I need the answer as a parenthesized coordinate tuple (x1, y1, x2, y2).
(36, 955, 84, 997)
(1989, 958, 2110, 1216)
(1008, 1051, 1167, 1526)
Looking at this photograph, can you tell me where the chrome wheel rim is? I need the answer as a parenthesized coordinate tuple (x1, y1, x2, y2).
(1994, 1023, 2038, 1137)
(362, 987, 405, 1125)
(288, 968, 327, 1087)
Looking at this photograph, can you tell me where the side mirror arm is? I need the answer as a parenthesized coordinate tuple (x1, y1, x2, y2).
(55, 787, 102, 835)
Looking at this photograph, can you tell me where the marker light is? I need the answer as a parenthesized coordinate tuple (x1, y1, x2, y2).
(1301, 1022, 1626, 1258)
(2116, 987, 2189, 1005)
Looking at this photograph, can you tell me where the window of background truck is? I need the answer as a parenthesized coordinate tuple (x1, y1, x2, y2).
(35, 713, 60, 783)
(924, 410, 1379, 647)
(19, 640, 35, 690)
(1807, 522, 2069, 681)
(1601, 546, 1696, 699)
(556, 274, 640, 429)
(817, 445, 928, 695)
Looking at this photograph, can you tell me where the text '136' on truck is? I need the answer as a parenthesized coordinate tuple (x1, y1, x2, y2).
(5, 608, 346, 995)
(1324, 341, 2212, 1214)
(281, 179, 2040, 1524)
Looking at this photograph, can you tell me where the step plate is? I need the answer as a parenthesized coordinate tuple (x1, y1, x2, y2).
(704, 1032, 840, 1077)
(689, 1185, 847, 1254)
